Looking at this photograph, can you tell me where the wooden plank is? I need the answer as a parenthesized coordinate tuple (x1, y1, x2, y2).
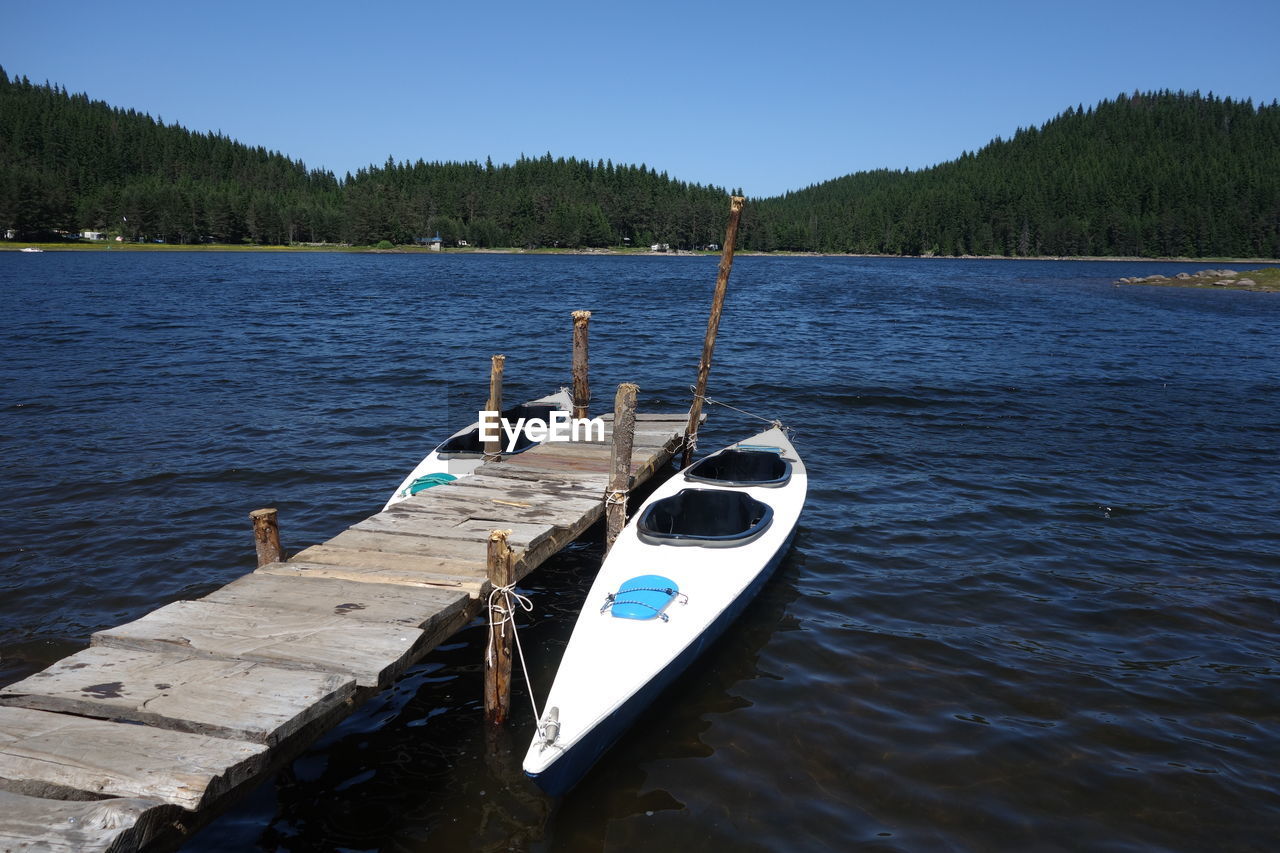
(305, 529, 489, 563)
(470, 462, 607, 486)
(499, 454, 613, 475)
(0, 790, 175, 853)
(457, 474, 607, 505)
(426, 482, 602, 514)
(292, 540, 487, 572)
(202, 573, 469, 630)
(600, 411, 692, 422)
(258, 560, 486, 597)
(0, 647, 354, 746)
(520, 442, 616, 458)
(92, 600, 426, 688)
(0, 706, 266, 811)
(390, 494, 591, 527)
(417, 504, 591, 530)
(348, 510, 551, 544)
(343, 518, 552, 552)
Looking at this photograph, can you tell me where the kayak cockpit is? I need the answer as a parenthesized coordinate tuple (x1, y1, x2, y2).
(636, 488, 773, 546)
(683, 447, 791, 487)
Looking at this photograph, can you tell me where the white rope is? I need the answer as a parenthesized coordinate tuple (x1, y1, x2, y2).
(688, 386, 793, 436)
(486, 583, 544, 730)
(605, 488, 628, 506)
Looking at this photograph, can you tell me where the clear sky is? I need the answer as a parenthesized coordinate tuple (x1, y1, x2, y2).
(4, 0, 1277, 198)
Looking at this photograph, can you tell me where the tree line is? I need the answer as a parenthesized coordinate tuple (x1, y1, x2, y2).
(0, 68, 734, 248)
(2, 68, 1277, 258)
(744, 90, 1280, 258)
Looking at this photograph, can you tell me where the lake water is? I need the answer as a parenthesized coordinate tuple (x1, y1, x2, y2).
(1, 252, 1277, 851)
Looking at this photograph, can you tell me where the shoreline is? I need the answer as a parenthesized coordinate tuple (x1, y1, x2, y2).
(3, 243, 1278, 265)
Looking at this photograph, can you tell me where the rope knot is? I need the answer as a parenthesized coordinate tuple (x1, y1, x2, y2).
(486, 583, 532, 664)
(483, 582, 545, 734)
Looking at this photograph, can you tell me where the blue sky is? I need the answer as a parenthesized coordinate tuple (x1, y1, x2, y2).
(4, 0, 1277, 197)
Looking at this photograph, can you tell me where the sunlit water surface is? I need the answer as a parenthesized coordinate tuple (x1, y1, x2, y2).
(1, 252, 1277, 851)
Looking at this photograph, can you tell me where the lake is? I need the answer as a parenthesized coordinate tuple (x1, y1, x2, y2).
(1, 252, 1277, 851)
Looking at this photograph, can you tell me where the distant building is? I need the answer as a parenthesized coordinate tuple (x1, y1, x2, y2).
(456, 239, 468, 247)
(3, 229, 14, 240)
(82, 231, 105, 240)
(415, 233, 444, 252)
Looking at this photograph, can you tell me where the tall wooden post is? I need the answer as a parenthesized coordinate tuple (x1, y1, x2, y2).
(571, 310, 591, 421)
(249, 508, 283, 567)
(683, 195, 746, 468)
(606, 383, 638, 552)
(484, 528, 515, 725)
(484, 354, 505, 457)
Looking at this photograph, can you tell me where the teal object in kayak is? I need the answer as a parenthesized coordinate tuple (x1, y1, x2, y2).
(403, 472, 458, 496)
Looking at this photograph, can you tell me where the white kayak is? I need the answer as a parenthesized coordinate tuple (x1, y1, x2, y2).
(384, 389, 572, 509)
(522, 425, 806, 795)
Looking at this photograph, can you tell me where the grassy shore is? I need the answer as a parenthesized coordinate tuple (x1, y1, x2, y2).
(1116, 267, 1280, 292)
(4, 241, 1279, 266)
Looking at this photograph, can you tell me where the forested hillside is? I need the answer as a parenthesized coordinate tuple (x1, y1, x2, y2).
(741, 91, 1280, 258)
(0, 68, 732, 248)
(2, 69, 1277, 258)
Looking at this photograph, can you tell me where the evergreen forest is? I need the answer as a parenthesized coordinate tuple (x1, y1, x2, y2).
(2, 68, 1277, 258)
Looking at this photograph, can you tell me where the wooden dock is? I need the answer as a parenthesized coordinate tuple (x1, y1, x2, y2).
(0, 412, 691, 852)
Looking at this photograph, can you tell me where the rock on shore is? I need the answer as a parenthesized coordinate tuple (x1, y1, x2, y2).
(1115, 267, 1279, 292)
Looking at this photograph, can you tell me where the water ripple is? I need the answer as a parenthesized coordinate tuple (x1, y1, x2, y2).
(2, 253, 1278, 851)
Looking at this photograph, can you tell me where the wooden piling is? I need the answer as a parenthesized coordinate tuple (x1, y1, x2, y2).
(249, 508, 283, 567)
(683, 195, 745, 468)
(483, 354, 506, 457)
(606, 383, 639, 552)
(571, 310, 591, 420)
(484, 529, 516, 725)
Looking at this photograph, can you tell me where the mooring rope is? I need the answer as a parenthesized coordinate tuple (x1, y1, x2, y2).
(486, 583, 545, 732)
(605, 488, 628, 507)
(688, 386, 793, 436)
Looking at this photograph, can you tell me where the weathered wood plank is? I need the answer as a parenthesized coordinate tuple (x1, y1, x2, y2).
(258, 560, 486, 596)
(0, 706, 266, 811)
(394, 492, 592, 526)
(0, 647, 354, 746)
(518, 442, 616, 458)
(0, 790, 175, 853)
(278, 544, 491, 597)
(202, 573, 469, 630)
(292, 540, 488, 573)
(354, 510, 554, 547)
(92, 600, 425, 688)
(427, 478, 599, 506)
(600, 411, 693, 422)
(302, 529, 489, 564)
(500, 454, 614, 475)
(469, 463, 607, 486)
(343, 518, 552, 554)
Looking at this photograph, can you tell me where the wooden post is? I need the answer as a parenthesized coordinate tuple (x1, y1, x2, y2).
(571, 310, 591, 420)
(683, 195, 746, 468)
(249, 508, 283, 567)
(606, 383, 639, 552)
(484, 529, 515, 725)
(483, 354, 505, 457)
